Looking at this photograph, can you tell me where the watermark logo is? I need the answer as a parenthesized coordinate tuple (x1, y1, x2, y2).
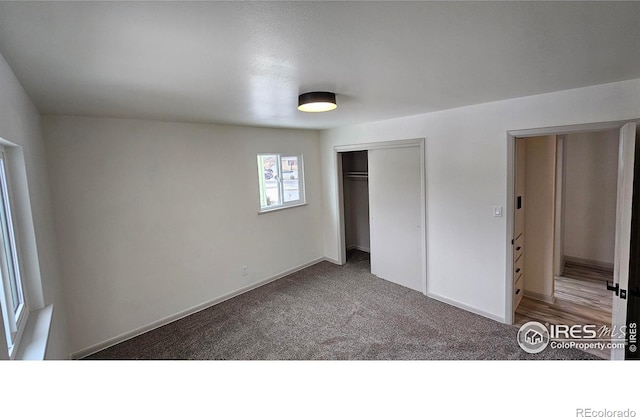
(576, 408, 636, 417)
(517, 322, 634, 353)
(629, 322, 637, 353)
(517, 321, 550, 353)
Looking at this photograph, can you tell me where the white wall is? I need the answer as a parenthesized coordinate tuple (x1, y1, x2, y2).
(523, 136, 556, 301)
(43, 115, 323, 355)
(0, 52, 69, 358)
(321, 78, 640, 322)
(563, 130, 619, 265)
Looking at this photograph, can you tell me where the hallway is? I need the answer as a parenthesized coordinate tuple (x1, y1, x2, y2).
(515, 261, 613, 359)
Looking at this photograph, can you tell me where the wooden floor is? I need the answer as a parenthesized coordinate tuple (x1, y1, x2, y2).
(515, 261, 613, 359)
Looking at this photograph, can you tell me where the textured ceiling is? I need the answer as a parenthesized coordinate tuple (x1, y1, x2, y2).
(0, 1, 639, 129)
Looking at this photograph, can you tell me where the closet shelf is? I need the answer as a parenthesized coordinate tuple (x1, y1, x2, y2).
(344, 171, 368, 179)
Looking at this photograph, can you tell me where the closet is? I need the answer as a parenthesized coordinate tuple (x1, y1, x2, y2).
(341, 151, 370, 254)
(339, 144, 424, 293)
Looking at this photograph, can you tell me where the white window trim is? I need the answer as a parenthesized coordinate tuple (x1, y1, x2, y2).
(14, 304, 52, 360)
(257, 153, 306, 214)
(0, 146, 29, 359)
(258, 201, 308, 214)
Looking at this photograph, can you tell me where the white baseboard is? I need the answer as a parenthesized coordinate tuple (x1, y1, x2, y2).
(346, 244, 370, 253)
(524, 290, 555, 304)
(426, 291, 505, 323)
(564, 255, 614, 271)
(71, 256, 326, 359)
(322, 256, 342, 265)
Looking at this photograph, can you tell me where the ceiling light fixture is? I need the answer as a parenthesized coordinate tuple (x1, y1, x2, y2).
(298, 91, 337, 112)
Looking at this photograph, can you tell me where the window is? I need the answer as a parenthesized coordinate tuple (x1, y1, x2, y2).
(0, 148, 28, 358)
(257, 154, 305, 212)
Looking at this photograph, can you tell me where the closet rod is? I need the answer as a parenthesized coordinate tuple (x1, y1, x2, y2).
(344, 171, 368, 179)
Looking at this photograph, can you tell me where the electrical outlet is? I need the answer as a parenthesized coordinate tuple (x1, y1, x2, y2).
(241, 266, 248, 276)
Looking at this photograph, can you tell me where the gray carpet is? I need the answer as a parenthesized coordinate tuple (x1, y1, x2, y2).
(86, 250, 598, 360)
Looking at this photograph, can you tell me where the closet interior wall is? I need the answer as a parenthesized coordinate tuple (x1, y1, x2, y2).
(342, 151, 370, 253)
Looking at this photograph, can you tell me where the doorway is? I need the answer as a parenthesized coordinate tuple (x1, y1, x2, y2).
(335, 139, 427, 294)
(341, 150, 370, 264)
(513, 132, 617, 358)
(507, 121, 637, 360)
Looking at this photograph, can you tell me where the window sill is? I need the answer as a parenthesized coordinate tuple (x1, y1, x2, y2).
(258, 202, 307, 214)
(15, 304, 53, 360)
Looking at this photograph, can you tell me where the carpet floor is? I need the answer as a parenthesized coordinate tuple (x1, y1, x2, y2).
(86, 250, 597, 360)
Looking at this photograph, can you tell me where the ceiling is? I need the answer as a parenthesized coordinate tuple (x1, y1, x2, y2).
(0, 1, 639, 130)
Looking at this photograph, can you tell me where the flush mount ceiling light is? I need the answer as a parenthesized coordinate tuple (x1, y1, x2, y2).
(297, 91, 337, 112)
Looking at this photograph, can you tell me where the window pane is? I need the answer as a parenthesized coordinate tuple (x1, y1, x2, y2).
(258, 154, 280, 208)
(0, 158, 22, 314)
(281, 156, 300, 203)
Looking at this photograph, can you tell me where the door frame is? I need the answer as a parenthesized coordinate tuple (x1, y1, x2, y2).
(553, 135, 567, 279)
(612, 122, 637, 359)
(334, 138, 428, 295)
(505, 120, 638, 326)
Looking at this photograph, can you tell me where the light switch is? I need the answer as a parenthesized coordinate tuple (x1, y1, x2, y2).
(493, 206, 503, 217)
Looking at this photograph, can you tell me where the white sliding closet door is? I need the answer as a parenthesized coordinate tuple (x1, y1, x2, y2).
(368, 146, 423, 292)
